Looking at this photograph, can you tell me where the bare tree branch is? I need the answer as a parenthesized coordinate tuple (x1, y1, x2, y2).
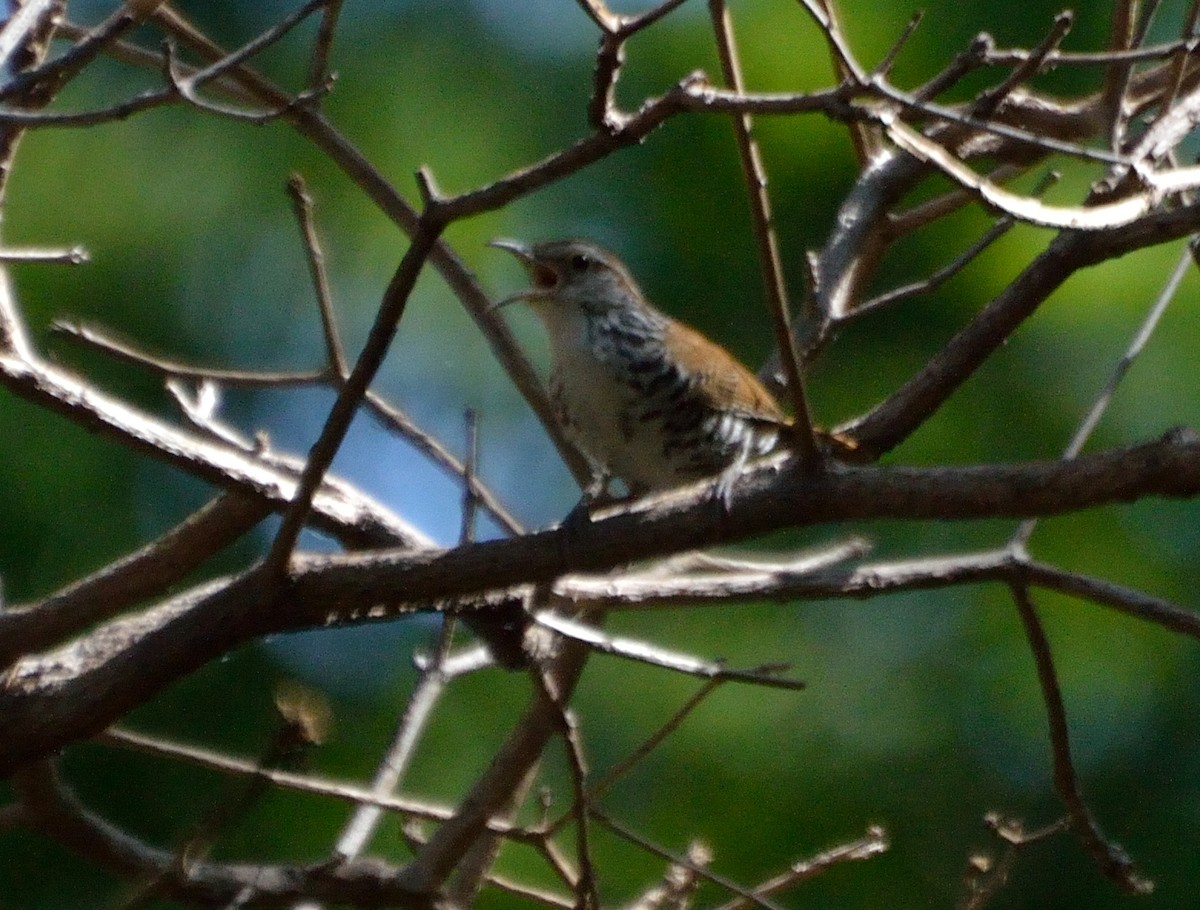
(0, 493, 266, 668)
(1011, 585, 1153, 894)
(12, 761, 442, 910)
(6, 3, 1200, 905)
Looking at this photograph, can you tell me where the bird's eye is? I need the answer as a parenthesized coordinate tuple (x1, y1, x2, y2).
(570, 253, 592, 272)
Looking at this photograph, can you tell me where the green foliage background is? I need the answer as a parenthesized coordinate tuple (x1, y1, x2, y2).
(3, 1, 1200, 907)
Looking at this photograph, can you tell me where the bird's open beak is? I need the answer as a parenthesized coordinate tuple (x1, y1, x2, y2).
(488, 237, 534, 264)
(488, 238, 555, 310)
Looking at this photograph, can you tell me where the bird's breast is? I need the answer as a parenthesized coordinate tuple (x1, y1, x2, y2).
(548, 336, 667, 488)
(540, 308, 784, 493)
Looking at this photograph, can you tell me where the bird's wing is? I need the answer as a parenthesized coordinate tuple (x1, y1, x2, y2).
(664, 319, 791, 426)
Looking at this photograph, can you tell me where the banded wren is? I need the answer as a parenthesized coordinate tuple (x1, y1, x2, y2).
(491, 238, 790, 503)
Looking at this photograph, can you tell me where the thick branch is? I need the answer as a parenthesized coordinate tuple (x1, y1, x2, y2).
(0, 350, 426, 549)
(0, 493, 267, 668)
(841, 205, 1200, 457)
(13, 761, 439, 909)
(3, 430, 1200, 774)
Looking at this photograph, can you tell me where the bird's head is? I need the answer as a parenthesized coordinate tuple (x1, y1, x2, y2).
(489, 238, 646, 318)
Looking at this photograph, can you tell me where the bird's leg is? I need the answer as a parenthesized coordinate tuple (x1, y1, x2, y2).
(562, 467, 615, 527)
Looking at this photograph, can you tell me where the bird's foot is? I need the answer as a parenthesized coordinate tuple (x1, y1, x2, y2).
(562, 472, 618, 528)
(712, 464, 740, 515)
(561, 496, 595, 529)
(712, 438, 754, 515)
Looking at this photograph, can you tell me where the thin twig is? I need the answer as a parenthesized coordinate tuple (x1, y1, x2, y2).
(592, 808, 790, 910)
(790, 0, 865, 84)
(53, 21, 258, 103)
(1024, 560, 1200, 640)
(627, 842, 710, 910)
(10, 759, 447, 907)
(956, 814, 1069, 910)
(972, 12, 1074, 121)
(53, 320, 326, 385)
(533, 667, 599, 910)
(0, 86, 180, 127)
(1011, 240, 1194, 548)
(878, 82, 1130, 167)
(1103, 1, 1140, 150)
(914, 33, 993, 102)
(116, 701, 325, 910)
(708, 0, 818, 463)
(0, 244, 86, 263)
(164, 39, 329, 123)
(287, 172, 348, 378)
(983, 35, 1200, 66)
(265, 218, 445, 573)
(714, 826, 888, 910)
(460, 408, 481, 546)
(0, 342, 428, 549)
(846, 218, 1015, 321)
(619, 0, 693, 34)
(885, 164, 1033, 237)
(557, 545, 1200, 644)
(161, 380, 249, 456)
(877, 115, 1162, 231)
(0, 0, 151, 103)
(817, 0, 881, 162)
(1010, 584, 1152, 894)
(546, 677, 725, 837)
(309, 0, 343, 89)
(175, 0, 328, 98)
(533, 612, 805, 691)
(323, 648, 482, 862)
(869, 10, 924, 83)
(1162, 7, 1200, 116)
(97, 726, 468, 824)
(364, 392, 524, 535)
(399, 816, 576, 908)
(55, 316, 524, 534)
(398, 636, 592, 895)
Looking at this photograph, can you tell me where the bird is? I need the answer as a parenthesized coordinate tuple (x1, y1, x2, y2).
(490, 238, 791, 505)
